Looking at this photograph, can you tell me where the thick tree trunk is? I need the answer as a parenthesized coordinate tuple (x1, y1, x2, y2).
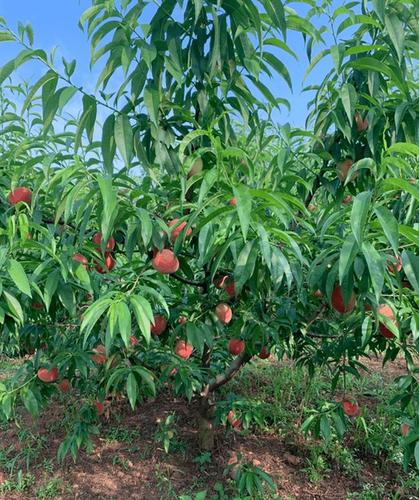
(198, 394, 215, 450)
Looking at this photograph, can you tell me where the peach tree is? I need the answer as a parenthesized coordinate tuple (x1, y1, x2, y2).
(0, 0, 417, 468)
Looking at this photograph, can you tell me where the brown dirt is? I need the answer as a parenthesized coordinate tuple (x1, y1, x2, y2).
(0, 357, 416, 499)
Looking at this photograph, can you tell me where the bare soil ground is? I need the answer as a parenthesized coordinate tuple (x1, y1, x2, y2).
(0, 356, 416, 499)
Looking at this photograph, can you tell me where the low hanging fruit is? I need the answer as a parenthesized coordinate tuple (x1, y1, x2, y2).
(168, 219, 192, 242)
(92, 232, 115, 251)
(213, 275, 228, 289)
(342, 399, 360, 417)
(175, 340, 193, 359)
(58, 379, 71, 393)
(331, 285, 356, 314)
(151, 314, 167, 335)
(354, 111, 368, 132)
(258, 346, 270, 359)
(229, 197, 237, 206)
(336, 159, 357, 182)
(342, 195, 352, 205)
(8, 187, 32, 205)
(37, 367, 58, 383)
(94, 401, 105, 415)
(94, 254, 116, 273)
(225, 280, 236, 298)
(312, 289, 322, 298)
(152, 249, 179, 274)
(215, 303, 232, 324)
(72, 252, 89, 269)
(227, 410, 241, 428)
(401, 423, 410, 436)
(91, 345, 107, 365)
(228, 339, 245, 356)
(130, 335, 139, 346)
(178, 315, 187, 325)
(377, 304, 398, 339)
(387, 255, 402, 274)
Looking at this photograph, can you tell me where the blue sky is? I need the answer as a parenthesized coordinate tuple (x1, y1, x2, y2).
(0, 0, 340, 128)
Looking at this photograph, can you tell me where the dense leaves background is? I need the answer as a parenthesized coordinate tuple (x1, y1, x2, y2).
(0, 0, 417, 468)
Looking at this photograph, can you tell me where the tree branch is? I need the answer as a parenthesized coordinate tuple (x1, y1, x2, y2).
(208, 351, 252, 393)
(171, 273, 205, 287)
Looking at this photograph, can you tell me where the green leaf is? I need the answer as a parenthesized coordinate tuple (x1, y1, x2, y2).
(361, 315, 372, 348)
(7, 259, 32, 297)
(98, 175, 118, 248)
(374, 206, 399, 255)
(233, 184, 252, 241)
(117, 302, 131, 347)
(382, 178, 419, 202)
(186, 322, 204, 355)
(401, 251, 419, 294)
(3, 290, 24, 324)
(0, 31, 15, 42)
(385, 14, 405, 61)
(126, 372, 138, 410)
(351, 191, 372, 246)
(58, 284, 75, 316)
(138, 208, 152, 247)
(130, 295, 152, 344)
(320, 415, 331, 443)
(143, 84, 160, 126)
(81, 297, 113, 343)
(44, 270, 60, 311)
(22, 389, 39, 417)
(114, 114, 133, 168)
(340, 83, 357, 124)
(102, 113, 116, 175)
(339, 234, 358, 284)
(362, 242, 384, 302)
(234, 240, 258, 293)
(263, 52, 292, 90)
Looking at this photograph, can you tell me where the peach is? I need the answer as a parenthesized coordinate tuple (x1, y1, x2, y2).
(228, 339, 245, 356)
(151, 315, 167, 335)
(8, 187, 32, 205)
(175, 340, 193, 359)
(37, 367, 58, 383)
(92, 232, 115, 251)
(331, 285, 356, 314)
(168, 219, 192, 242)
(152, 249, 179, 274)
(215, 303, 232, 324)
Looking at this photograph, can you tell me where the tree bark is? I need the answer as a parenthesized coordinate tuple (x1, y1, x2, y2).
(198, 393, 215, 450)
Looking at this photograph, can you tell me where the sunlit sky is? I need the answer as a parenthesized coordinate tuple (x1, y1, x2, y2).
(0, 0, 345, 128)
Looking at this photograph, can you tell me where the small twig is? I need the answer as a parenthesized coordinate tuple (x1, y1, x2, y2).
(171, 273, 205, 287)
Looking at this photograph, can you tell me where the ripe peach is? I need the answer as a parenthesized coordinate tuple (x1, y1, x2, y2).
(8, 187, 32, 205)
(387, 255, 402, 274)
(168, 219, 192, 242)
(72, 252, 89, 270)
(151, 315, 167, 335)
(337, 159, 358, 182)
(258, 346, 270, 359)
(229, 197, 237, 206)
(92, 232, 115, 251)
(331, 285, 356, 314)
(175, 340, 193, 359)
(152, 249, 179, 274)
(354, 112, 368, 132)
(177, 315, 187, 325)
(401, 423, 410, 436)
(58, 379, 71, 393)
(91, 345, 106, 365)
(215, 303, 232, 324)
(94, 254, 116, 273)
(342, 399, 359, 417)
(31, 302, 44, 311)
(308, 204, 316, 212)
(94, 401, 105, 415)
(227, 410, 241, 428)
(213, 275, 228, 289)
(228, 339, 245, 356)
(37, 367, 58, 383)
(130, 335, 139, 346)
(312, 289, 322, 298)
(342, 195, 353, 205)
(377, 304, 398, 339)
(225, 280, 236, 298)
